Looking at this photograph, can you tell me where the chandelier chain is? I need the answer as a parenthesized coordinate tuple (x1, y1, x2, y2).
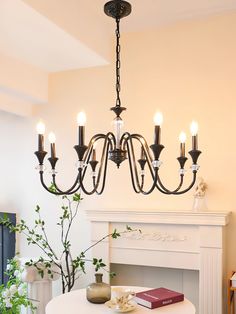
(115, 18, 121, 107)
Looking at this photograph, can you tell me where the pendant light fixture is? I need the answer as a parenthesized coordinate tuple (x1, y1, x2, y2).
(35, 0, 201, 195)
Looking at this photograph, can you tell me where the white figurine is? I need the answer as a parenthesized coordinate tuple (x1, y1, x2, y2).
(194, 177, 207, 198)
(192, 177, 208, 211)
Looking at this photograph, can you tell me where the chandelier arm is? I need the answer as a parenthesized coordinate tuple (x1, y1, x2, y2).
(124, 133, 145, 191)
(92, 141, 111, 195)
(51, 174, 80, 195)
(155, 170, 197, 195)
(69, 133, 114, 195)
(50, 134, 114, 195)
(126, 136, 160, 195)
(37, 165, 81, 195)
(83, 133, 111, 160)
(77, 145, 109, 195)
(126, 135, 181, 194)
(121, 133, 155, 173)
(76, 134, 112, 195)
(155, 173, 184, 194)
(130, 134, 191, 194)
(128, 134, 156, 176)
(39, 134, 112, 196)
(124, 133, 159, 184)
(129, 134, 154, 161)
(90, 135, 111, 194)
(49, 145, 94, 195)
(39, 171, 76, 195)
(122, 133, 158, 193)
(170, 172, 197, 195)
(126, 142, 142, 193)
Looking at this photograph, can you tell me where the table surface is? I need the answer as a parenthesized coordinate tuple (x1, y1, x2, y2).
(46, 286, 196, 314)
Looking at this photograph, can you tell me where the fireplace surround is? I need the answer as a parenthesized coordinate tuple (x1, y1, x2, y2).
(86, 209, 231, 314)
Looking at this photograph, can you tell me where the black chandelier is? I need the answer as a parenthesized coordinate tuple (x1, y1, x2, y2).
(35, 0, 201, 196)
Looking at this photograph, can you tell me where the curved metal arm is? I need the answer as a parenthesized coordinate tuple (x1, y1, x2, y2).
(169, 172, 197, 195)
(37, 129, 199, 196)
(78, 134, 113, 195)
(124, 133, 161, 195)
(39, 172, 68, 195)
(122, 133, 199, 195)
(37, 133, 114, 195)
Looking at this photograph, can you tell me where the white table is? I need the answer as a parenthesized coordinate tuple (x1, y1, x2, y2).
(46, 286, 196, 314)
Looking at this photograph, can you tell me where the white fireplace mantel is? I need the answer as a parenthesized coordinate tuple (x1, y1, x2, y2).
(86, 209, 230, 225)
(86, 209, 231, 314)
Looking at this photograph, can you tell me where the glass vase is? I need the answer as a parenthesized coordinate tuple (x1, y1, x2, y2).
(86, 273, 111, 304)
(192, 196, 207, 212)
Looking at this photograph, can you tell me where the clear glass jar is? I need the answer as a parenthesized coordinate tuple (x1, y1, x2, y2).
(86, 273, 111, 304)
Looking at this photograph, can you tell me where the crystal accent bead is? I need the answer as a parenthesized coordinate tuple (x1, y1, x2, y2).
(49, 169, 58, 175)
(140, 170, 145, 176)
(35, 165, 46, 171)
(91, 171, 97, 177)
(76, 161, 84, 169)
(191, 164, 200, 171)
(152, 160, 163, 168)
(179, 169, 186, 175)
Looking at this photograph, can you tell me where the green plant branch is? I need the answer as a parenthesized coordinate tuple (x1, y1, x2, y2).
(82, 227, 140, 255)
(0, 194, 139, 294)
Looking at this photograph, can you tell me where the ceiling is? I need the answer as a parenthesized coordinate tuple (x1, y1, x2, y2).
(1, 0, 236, 72)
(121, 0, 236, 31)
(0, 0, 108, 72)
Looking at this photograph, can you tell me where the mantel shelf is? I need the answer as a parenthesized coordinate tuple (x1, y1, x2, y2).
(85, 209, 231, 226)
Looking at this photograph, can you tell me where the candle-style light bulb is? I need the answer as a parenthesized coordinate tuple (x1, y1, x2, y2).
(190, 121, 198, 136)
(36, 122, 45, 135)
(190, 121, 199, 150)
(77, 112, 86, 146)
(153, 112, 163, 145)
(179, 131, 187, 143)
(179, 131, 186, 157)
(77, 112, 86, 126)
(48, 132, 56, 144)
(153, 112, 163, 126)
(36, 121, 45, 151)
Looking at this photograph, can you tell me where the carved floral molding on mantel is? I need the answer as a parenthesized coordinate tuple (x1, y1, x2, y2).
(122, 231, 187, 242)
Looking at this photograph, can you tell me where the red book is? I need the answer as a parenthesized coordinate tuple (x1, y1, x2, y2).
(135, 287, 184, 309)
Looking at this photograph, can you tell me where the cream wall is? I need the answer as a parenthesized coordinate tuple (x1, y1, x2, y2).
(0, 11, 236, 305)
(38, 11, 236, 273)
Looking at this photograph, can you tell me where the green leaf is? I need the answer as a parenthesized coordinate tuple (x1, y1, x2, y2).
(100, 263, 106, 267)
(48, 183, 57, 193)
(73, 193, 81, 202)
(109, 272, 116, 278)
(111, 229, 121, 239)
(3, 213, 9, 220)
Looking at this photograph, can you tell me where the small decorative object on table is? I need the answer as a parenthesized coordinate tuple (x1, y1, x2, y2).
(86, 273, 111, 304)
(105, 287, 136, 313)
(192, 177, 208, 211)
(135, 287, 184, 309)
